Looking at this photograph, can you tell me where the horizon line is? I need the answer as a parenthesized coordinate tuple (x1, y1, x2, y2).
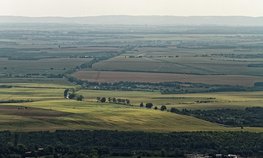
(1, 15, 263, 18)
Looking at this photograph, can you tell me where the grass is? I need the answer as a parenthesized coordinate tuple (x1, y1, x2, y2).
(0, 83, 263, 132)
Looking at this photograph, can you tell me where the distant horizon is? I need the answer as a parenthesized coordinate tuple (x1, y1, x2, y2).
(1, 15, 263, 18)
(1, 16, 263, 26)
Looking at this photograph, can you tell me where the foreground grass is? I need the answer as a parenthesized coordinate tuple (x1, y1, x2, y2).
(0, 83, 262, 132)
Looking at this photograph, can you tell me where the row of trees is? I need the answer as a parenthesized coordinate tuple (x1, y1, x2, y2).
(96, 98, 168, 111)
(97, 97, 131, 105)
(139, 102, 167, 111)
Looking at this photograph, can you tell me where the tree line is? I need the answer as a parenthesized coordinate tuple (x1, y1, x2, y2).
(66, 76, 263, 94)
(96, 97, 131, 105)
(139, 102, 167, 111)
(0, 130, 262, 157)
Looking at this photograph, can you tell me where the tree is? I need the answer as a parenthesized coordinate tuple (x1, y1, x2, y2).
(161, 149, 166, 157)
(117, 99, 122, 104)
(76, 95, 84, 101)
(125, 99, 130, 105)
(89, 149, 99, 158)
(64, 89, 70, 98)
(140, 102, 144, 108)
(96, 97, 101, 102)
(112, 98, 117, 103)
(154, 106, 158, 110)
(17, 144, 26, 154)
(100, 97, 106, 103)
(160, 105, 167, 111)
(68, 93, 76, 99)
(146, 103, 153, 109)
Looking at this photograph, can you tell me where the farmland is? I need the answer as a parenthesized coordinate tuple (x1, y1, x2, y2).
(92, 54, 263, 76)
(0, 19, 263, 157)
(0, 24, 263, 133)
(73, 70, 263, 86)
(91, 34, 263, 76)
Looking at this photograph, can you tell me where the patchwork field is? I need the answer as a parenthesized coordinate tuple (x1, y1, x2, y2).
(0, 83, 263, 132)
(73, 70, 263, 86)
(1, 25, 263, 135)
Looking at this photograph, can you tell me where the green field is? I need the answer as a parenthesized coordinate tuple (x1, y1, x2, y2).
(0, 83, 262, 132)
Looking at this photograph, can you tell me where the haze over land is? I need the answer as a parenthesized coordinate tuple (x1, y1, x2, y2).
(1, 16, 263, 26)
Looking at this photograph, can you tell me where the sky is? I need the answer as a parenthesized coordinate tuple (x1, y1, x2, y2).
(0, 0, 263, 17)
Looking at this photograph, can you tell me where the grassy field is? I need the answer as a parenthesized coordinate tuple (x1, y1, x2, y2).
(73, 70, 263, 86)
(0, 83, 263, 132)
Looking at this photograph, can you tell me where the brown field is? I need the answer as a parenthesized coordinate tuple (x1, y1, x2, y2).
(73, 71, 263, 86)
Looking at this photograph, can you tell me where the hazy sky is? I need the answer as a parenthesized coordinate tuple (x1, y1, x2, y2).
(1, 0, 263, 17)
